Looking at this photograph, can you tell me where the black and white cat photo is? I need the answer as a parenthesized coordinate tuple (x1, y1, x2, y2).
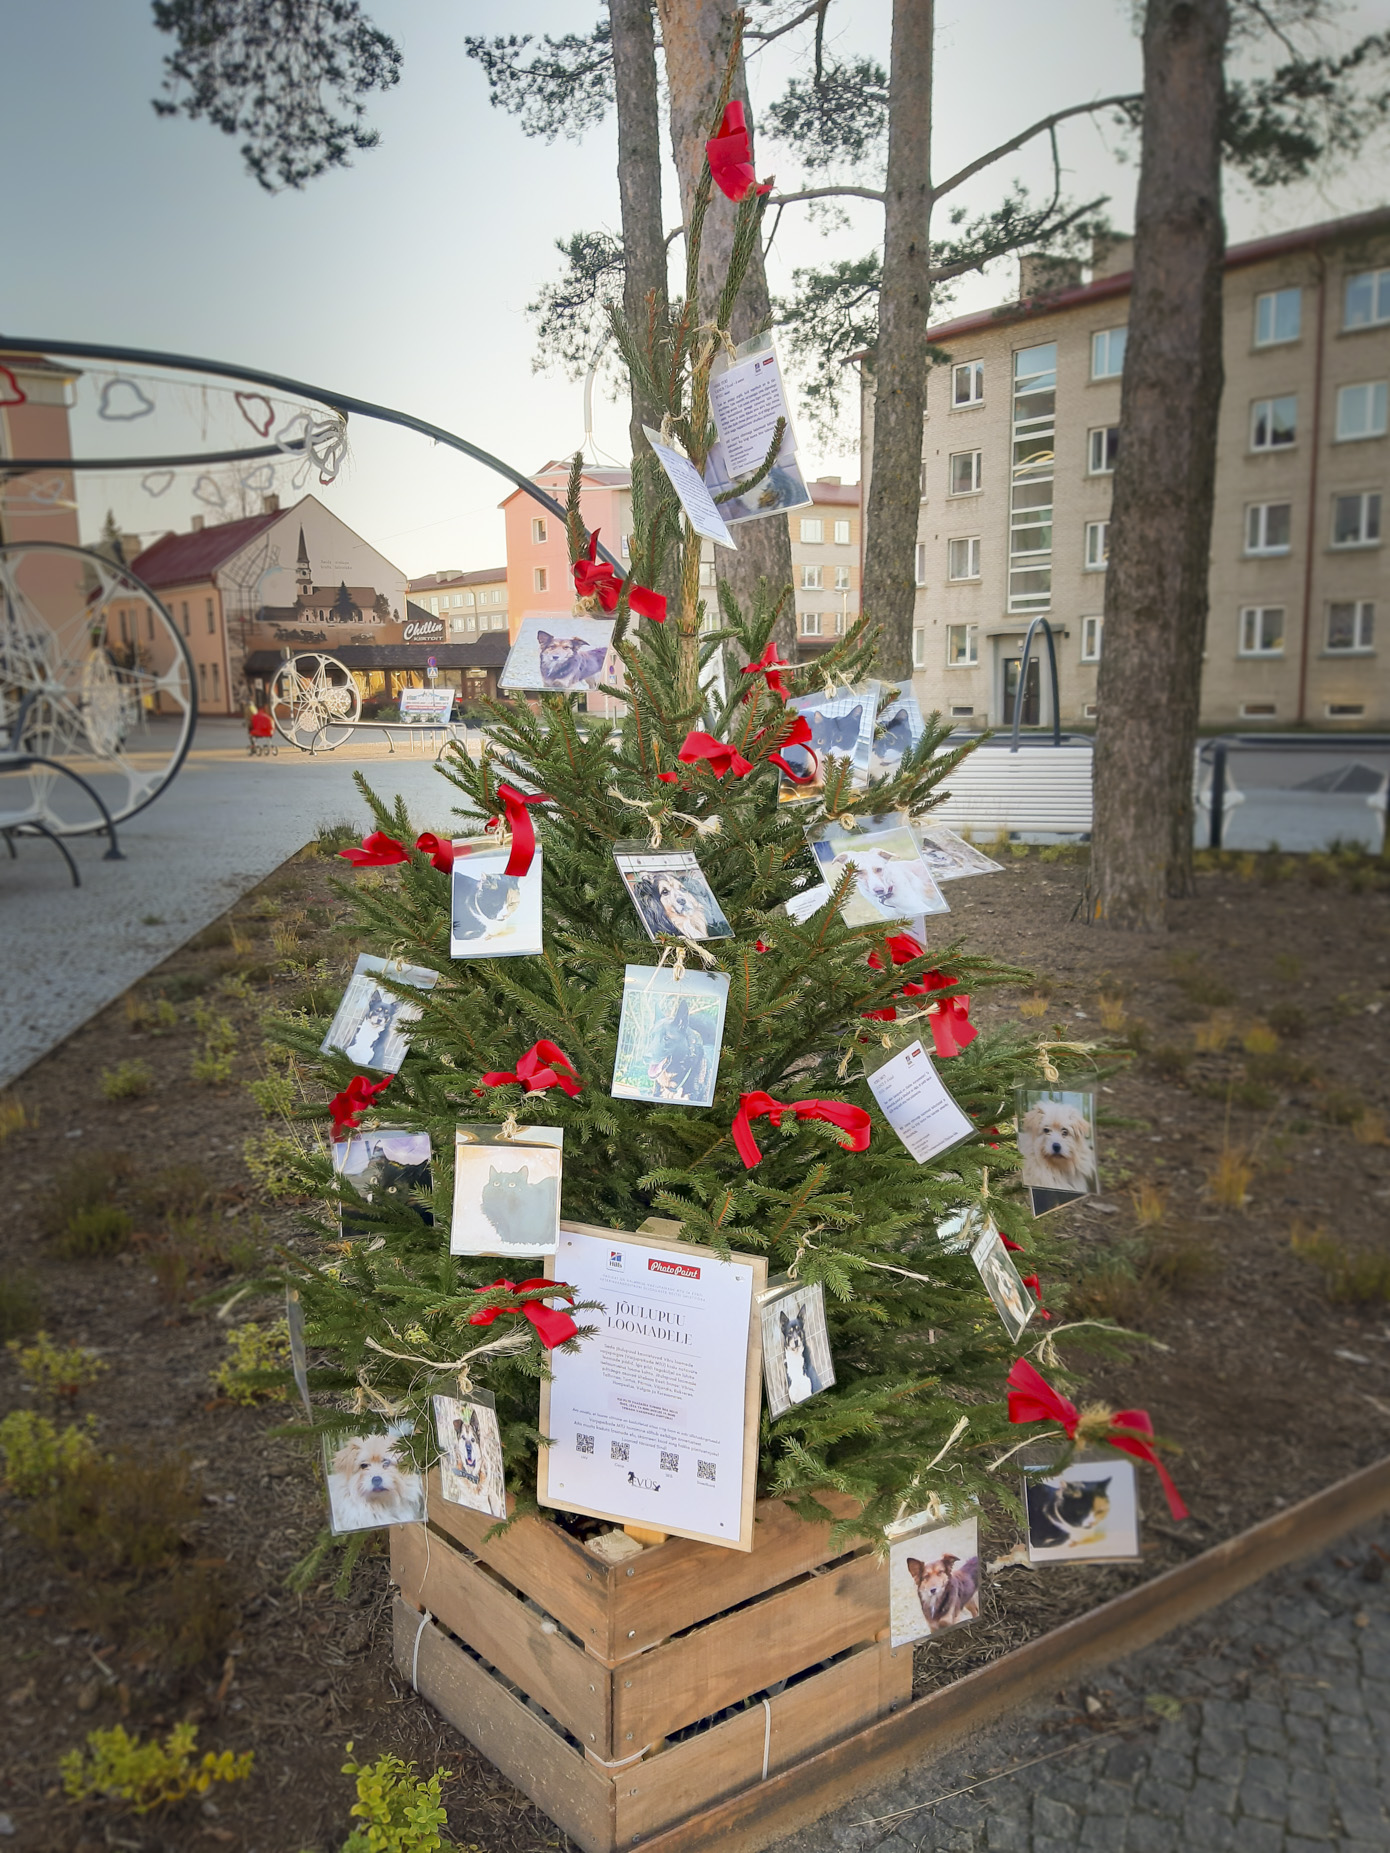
(1026, 1475, 1110, 1550)
(1023, 1461, 1139, 1562)
(453, 870, 522, 943)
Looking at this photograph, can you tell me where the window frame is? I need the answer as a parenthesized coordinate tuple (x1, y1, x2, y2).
(833, 518, 851, 545)
(951, 359, 985, 407)
(1087, 425, 1119, 475)
(1238, 604, 1286, 657)
(1080, 615, 1103, 661)
(1334, 381, 1389, 443)
(1325, 599, 1375, 654)
(912, 627, 926, 670)
(914, 542, 929, 587)
(531, 517, 548, 544)
(1245, 501, 1293, 556)
(1084, 520, 1109, 570)
(1330, 490, 1382, 549)
(947, 535, 982, 581)
(799, 517, 824, 544)
(945, 622, 979, 666)
(1250, 395, 1298, 452)
(947, 448, 983, 496)
(800, 563, 824, 590)
(1344, 267, 1390, 331)
(1254, 287, 1302, 348)
(800, 610, 822, 637)
(834, 564, 851, 591)
(533, 566, 548, 593)
(1090, 326, 1127, 380)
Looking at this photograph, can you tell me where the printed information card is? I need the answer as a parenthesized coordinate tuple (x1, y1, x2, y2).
(864, 1038, 974, 1164)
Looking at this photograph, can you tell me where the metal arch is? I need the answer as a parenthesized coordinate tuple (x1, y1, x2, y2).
(0, 334, 625, 577)
(1008, 615, 1063, 752)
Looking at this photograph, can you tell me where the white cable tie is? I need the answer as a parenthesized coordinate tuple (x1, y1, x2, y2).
(587, 1742, 654, 1769)
(411, 1607, 433, 1691)
(762, 1697, 773, 1780)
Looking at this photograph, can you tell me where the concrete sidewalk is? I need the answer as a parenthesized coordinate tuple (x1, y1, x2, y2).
(0, 719, 476, 1088)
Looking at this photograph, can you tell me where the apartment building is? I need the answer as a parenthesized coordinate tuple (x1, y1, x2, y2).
(405, 566, 510, 638)
(863, 207, 1390, 731)
(699, 476, 861, 657)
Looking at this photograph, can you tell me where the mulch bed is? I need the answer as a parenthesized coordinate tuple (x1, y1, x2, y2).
(1, 838, 1387, 1851)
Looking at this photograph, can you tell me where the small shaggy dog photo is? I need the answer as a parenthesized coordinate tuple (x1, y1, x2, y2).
(433, 1393, 507, 1519)
(1023, 1458, 1139, 1564)
(913, 825, 1003, 882)
(1015, 1088, 1100, 1215)
(615, 846, 733, 943)
(333, 1129, 433, 1238)
(324, 1425, 426, 1534)
(451, 1123, 563, 1257)
(450, 839, 543, 959)
(611, 966, 730, 1108)
(970, 1218, 1036, 1344)
(321, 954, 438, 1072)
(500, 614, 616, 693)
(759, 1280, 836, 1419)
(810, 817, 949, 928)
(887, 1513, 981, 1647)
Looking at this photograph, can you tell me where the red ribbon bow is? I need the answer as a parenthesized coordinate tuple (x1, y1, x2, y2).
(572, 530, 667, 622)
(469, 1279, 578, 1349)
(741, 643, 792, 700)
(732, 1091, 872, 1169)
(338, 830, 409, 868)
(414, 832, 455, 872)
(763, 711, 818, 783)
(705, 100, 772, 203)
(678, 730, 753, 780)
(328, 1074, 394, 1141)
(1006, 1358, 1188, 1521)
(487, 782, 550, 876)
(479, 1040, 583, 1098)
(1020, 1274, 1053, 1321)
(862, 938, 977, 1057)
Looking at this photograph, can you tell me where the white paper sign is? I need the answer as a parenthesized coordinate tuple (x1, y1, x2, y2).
(708, 344, 795, 478)
(540, 1226, 760, 1548)
(865, 1039, 973, 1164)
(398, 687, 455, 724)
(644, 426, 736, 549)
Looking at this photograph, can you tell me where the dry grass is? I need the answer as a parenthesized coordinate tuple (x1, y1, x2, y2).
(1291, 1222, 1390, 1305)
(1019, 995, 1049, 1019)
(1242, 1023, 1280, 1056)
(1206, 1139, 1255, 1210)
(1130, 1180, 1169, 1227)
(1194, 1011, 1239, 1053)
(1353, 1109, 1389, 1147)
(1097, 992, 1129, 1032)
(0, 1095, 33, 1141)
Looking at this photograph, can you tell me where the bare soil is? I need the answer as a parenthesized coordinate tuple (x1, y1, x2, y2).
(0, 840, 1387, 1851)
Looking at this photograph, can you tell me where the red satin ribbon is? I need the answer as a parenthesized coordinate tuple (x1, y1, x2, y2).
(329, 1073, 394, 1141)
(572, 529, 666, 621)
(741, 643, 792, 700)
(479, 1040, 583, 1098)
(488, 782, 550, 876)
(705, 100, 772, 203)
(763, 712, 818, 783)
(338, 830, 409, 868)
(1020, 1274, 1053, 1322)
(1006, 1357, 1188, 1521)
(862, 940, 978, 1058)
(732, 1090, 872, 1169)
(414, 832, 455, 872)
(678, 730, 753, 780)
(469, 1279, 578, 1349)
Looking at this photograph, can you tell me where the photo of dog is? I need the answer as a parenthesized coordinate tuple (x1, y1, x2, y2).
(887, 1512, 981, 1646)
(451, 1124, 563, 1256)
(969, 1218, 1036, 1344)
(777, 684, 880, 803)
(324, 1425, 426, 1534)
(321, 954, 438, 1073)
(611, 966, 730, 1109)
(1022, 1458, 1139, 1564)
(866, 689, 925, 781)
(450, 841, 543, 959)
(333, 1129, 433, 1237)
(809, 818, 950, 928)
(1016, 1088, 1100, 1215)
(616, 847, 733, 943)
(912, 825, 1003, 883)
(760, 1280, 836, 1419)
(433, 1393, 507, 1519)
(500, 614, 616, 693)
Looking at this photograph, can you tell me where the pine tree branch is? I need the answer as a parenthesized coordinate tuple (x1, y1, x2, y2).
(932, 94, 1141, 200)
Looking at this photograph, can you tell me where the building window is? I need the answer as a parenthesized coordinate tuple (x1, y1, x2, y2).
(699, 561, 716, 587)
(463, 591, 475, 606)
(919, 459, 928, 499)
(1326, 600, 1375, 653)
(181, 601, 190, 637)
(1335, 381, 1388, 442)
(197, 661, 207, 699)
(1246, 502, 1292, 555)
(429, 597, 439, 613)
(211, 662, 220, 700)
(1081, 615, 1103, 661)
(1084, 520, 1109, 570)
(801, 564, 823, 590)
(800, 612, 821, 636)
(915, 543, 928, 586)
(449, 618, 467, 635)
(1251, 395, 1297, 451)
(1239, 605, 1285, 655)
(1087, 425, 1119, 474)
(948, 536, 982, 580)
(834, 565, 851, 591)
(1090, 326, 1127, 379)
(1345, 268, 1390, 330)
(118, 609, 129, 643)
(531, 517, 547, 544)
(533, 567, 548, 592)
(946, 623, 979, 665)
(1011, 343, 1056, 612)
(799, 517, 824, 543)
(912, 628, 926, 669)
(948, 450, 982, 495)
(205, 597, 215, 634)
(1332, 491, 1381, 547)
(1255, 288, 1301, 346)
(952, 360, 984, 406)
(833, 611, 844, 634)
(833, 518, 851, 545)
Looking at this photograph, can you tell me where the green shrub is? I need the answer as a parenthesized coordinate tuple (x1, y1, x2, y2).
(39, 1152, 130, 1239)
(213, 1320, 291, 1405)
(0, 1409, 99, 1496)
(340, 1746, 449, 1853)
(1292, 1226, 1390, 1304)
(58, 1203, 133, 1258)
(8, 1330, 107, 1403)
(60, 1722, 253, 1815)
(132, 1163, 215, 1224)
(99, 1059, 156, 1100)
(1318, 1085, 1366, 1126)
(21, 1448, 201, 1577)
(0, 1269, 44, 1340)
(1145, 1045, 1192, 1084)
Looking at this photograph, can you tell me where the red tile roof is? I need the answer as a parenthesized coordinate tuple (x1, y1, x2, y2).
(407, 566, 507, 590)
(130, 508, 284, 588)
(808, 479, 861, 506)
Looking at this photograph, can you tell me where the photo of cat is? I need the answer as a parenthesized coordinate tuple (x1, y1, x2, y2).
(500, 614, 616, 693)
(912, 824, 1003, 882)
(777, 683, 880, 803)
(450, 840, 544, 959)
(333, 1129, 433, 1238)
(887, 1511, 981, 1647)
(611, 966, 730, 1109)
(433, 1392, 507, 1519)
(1022, 1458, 1140, 1564)
(969, 1218, 1036, 1344)
(451, 1124, 563, 1257)
(759, 1278, 836, 1420)
(321, 954, 439, 1073)
(866, 687, 925, 782)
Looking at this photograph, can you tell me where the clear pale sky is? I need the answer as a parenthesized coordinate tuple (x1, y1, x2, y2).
(2, 1, 1381, 577)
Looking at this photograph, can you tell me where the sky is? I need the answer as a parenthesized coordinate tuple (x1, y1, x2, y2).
(2, 0, 1383, 579)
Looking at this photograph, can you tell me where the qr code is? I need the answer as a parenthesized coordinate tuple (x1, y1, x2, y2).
(697, 1459, 716, 1483)
(575, 1433, 594, 1455)
(660, 1451, 679, 1473)
(610, 1441, 629, 1462)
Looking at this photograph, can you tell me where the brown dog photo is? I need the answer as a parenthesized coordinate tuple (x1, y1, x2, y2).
(888, 1512, 981, 1646)
(1015, 1087, 1100, 1216)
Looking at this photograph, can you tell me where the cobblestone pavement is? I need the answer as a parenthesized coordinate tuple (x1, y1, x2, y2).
(771, 1521, 1390, 1853)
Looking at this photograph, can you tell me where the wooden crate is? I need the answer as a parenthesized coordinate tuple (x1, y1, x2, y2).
(391, 1471, 912, 1850)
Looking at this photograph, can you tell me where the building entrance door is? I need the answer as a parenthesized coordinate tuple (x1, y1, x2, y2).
(1002, 654, 1041, 728)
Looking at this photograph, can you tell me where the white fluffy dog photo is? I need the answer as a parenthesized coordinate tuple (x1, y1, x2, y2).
(325, 1427, 426, 1533)
(1016, 1089, 1099, 1213)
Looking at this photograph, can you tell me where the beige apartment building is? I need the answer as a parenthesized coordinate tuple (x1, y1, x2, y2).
(700, 475, 861, 657)
(865, 207, 1390, 732)
(405, 566, 510, 638)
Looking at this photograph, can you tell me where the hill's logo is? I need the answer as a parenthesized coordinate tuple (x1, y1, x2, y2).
(608, 1250, 624, 1269)
(648, 1259, 699, 1279)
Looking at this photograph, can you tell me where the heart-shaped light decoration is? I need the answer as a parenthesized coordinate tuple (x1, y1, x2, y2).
(141, 471, 176, 497)
(193, 474, 226, 510)
(235, 391, 275, 438)
(0, 365, 26, 407)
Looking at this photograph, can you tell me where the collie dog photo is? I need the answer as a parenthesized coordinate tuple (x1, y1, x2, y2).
(888, 1512, 981, 1647)
(321, 954, 438, 1073)
(759, 1281, 836, 1419)
(433, 1392, 507, 1518)
(324, 1425, 426, 1534)
(1023, 1458, 1139, 1564)
(1015, 1086, 1100, 1215)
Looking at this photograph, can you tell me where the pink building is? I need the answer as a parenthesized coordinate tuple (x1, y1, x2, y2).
(500, 464, 632, 639)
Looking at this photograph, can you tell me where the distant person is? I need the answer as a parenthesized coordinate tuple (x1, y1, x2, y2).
(248, 707, 275, 756)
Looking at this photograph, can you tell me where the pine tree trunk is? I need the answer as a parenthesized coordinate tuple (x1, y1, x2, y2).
(655, 0, 795, 658)
(860, 0, 934, 684)
(1089, 0, 1228, 931)
(610, 0, 668, 453)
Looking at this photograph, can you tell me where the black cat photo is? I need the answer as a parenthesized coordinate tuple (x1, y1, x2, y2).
(777, 688, 879, 801)
(451, 1125, 563, 1256)
(1023, 1460, 1139, 1563)
(334, 1130, 434, 1237)
(450, 843, 543, 959)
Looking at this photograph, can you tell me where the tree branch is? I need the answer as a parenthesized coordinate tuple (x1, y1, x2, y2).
(769, 184, 887, 205)
(933, 93, 1141, 200)
(746, 1, 830, 50)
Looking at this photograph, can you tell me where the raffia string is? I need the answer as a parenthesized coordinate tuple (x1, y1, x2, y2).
(608, 787, 663, 847)
(1033, 1039, 1096, 1083)
(364, 1326, 533, 1380)
(889, 1415, 971, 1526)
(855, 1256, 943, 1288)
(669, 809, 721, 837)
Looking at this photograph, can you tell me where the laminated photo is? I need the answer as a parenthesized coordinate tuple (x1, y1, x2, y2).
(324, 1423, 425, 1535)
(1023, 1457, 1140, 1564)
(451, 1123, 563, 1257)
(433, 1391, 507, 1519)
(777, 684, 880, 802)
(703, 432, 812, 524)
(867, 687, 925, 781)
(500, 613, 616, 693)
(936, 1203, 985, 1255)
(970, 1218, 1035, 1344)
(398, 687, 456, 724)
(759, 1277, 835, 1419)
(705, 334, 809, 524)
(1015, 1087, 1100, 1216)
(887, 1510, 981, 1647)
(809, 814, 950, 928)
(913, 824, 1003, 883)
(611, 966, 729, 1108)
(614, 843, 733, 942)
(321, 954, 439, 1073)
(333, 1128, 433, 1237)
(451, 838, 543, 958)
